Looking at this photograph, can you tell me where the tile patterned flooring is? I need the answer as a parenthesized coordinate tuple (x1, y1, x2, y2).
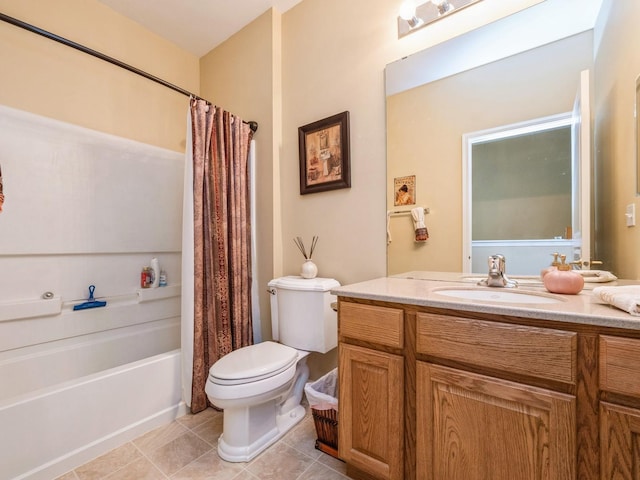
(55, 405, 350, 480)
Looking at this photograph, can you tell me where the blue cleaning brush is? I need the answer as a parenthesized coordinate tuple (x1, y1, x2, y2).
(73, 285, 107, 311)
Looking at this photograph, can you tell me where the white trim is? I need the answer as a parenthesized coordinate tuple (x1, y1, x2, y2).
(472, 239, 579, 248)
(467, 112, 572, 144)
(249, 140, 262, 343)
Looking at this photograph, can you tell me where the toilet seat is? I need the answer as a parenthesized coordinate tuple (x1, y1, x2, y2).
(208, 341, 299, 386)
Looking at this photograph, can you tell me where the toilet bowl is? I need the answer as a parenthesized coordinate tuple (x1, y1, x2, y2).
(205, 276, 339, 462)
(205, 341, 310, 462)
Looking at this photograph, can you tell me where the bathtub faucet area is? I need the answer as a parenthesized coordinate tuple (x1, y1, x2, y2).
(477, 254, 518, 288)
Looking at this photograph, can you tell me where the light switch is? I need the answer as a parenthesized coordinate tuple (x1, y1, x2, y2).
(626, 203, 636, 227)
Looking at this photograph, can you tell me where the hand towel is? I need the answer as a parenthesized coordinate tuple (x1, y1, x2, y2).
(411, 207, 428, 242)
(592, 285, 640, 316)
(577, 270, 618, 283)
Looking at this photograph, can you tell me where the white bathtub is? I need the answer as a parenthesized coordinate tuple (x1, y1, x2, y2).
(0, 288, 186, 480)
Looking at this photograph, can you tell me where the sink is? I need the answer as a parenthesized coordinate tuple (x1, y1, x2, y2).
(459, 275, 543, 286)
(432, 287, 565, 304)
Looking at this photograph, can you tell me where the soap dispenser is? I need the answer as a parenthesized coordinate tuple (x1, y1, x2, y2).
(540, 252, 561, 279)
(543, 254, 584, 294)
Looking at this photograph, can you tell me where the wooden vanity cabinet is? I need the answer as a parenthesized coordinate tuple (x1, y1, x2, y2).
(338, 302, 405, 480)
(337, 297, 640, 480)
(416, 312, 577, 480)
(599, 335, 640, 480)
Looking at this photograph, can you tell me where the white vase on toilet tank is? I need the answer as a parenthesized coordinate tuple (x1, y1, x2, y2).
(205, 276, 339, 462)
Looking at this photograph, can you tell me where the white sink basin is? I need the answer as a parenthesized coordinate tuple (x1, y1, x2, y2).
(432, 287, 565, 304)
(459, 275, 543, 285)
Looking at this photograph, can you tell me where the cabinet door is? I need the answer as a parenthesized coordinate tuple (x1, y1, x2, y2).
(600, 402, 640, 480)
(417, 362, 575, 480)
(339, 343, 404, 480)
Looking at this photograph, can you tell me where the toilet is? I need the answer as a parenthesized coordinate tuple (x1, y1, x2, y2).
(205, 276, 340, 462)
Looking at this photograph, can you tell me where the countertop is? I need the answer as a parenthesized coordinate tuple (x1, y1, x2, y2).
(331, 271, 640, 331)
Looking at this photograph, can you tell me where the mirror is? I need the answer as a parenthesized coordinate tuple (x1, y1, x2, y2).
(637, 74, 640, 195)
(385, 6, 597, 276)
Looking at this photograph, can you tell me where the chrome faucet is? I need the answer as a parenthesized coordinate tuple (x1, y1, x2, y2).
(477, 254, 517, 288)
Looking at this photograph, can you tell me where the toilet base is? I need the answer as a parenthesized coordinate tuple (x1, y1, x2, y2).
(217, 404, 306, 462)
(214, 355, 310, 462)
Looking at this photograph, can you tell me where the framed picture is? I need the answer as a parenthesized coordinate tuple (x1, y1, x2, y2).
(298, 111, 351, 195)
(394, 175, 416, 206)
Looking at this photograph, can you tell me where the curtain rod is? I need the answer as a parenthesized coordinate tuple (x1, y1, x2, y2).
(0, 12, 258, 133)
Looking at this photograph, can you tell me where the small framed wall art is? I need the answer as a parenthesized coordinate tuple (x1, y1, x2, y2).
(298, 111, 351, 194)
(394, 175, 416, 206)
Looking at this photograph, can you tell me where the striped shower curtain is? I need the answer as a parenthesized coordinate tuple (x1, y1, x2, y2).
(182, 98, 254, 413)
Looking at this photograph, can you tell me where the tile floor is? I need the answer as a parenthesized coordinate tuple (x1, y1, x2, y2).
(54, 405, 350, 480)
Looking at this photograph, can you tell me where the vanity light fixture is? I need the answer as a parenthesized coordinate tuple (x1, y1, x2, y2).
(398, 0, 483, 38)
(398, 0, 424, 29)
(433, 0, 455, 15)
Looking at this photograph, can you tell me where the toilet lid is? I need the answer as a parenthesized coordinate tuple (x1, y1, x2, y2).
(208, 341, 299, 385)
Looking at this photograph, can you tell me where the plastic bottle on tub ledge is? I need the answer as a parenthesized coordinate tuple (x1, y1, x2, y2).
(141, 267, 151, 288)
(150, 257, 160, 288)
(159, 269, 167, 287)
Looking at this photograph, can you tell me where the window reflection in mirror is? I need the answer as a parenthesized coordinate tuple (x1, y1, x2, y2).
(464, 114, 578, 274)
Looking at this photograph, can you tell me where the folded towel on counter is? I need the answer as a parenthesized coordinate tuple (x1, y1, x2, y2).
(411, 207, 428, 242)
(577, 270, 618, 283)
(592, 285, 640, 316)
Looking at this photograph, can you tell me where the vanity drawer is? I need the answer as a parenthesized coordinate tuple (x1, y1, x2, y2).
(339, 302, 404, 348)
(600, 335, 640, 397)
(416, 313, 577, 384)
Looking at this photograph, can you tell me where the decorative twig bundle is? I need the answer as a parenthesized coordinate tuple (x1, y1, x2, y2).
(294, 235, 318, 260)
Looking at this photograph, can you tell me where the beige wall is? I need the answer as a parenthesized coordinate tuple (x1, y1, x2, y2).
(0, 0, 199, 152)
(193, 0, 570, 375)
(197, 0, 424, 376)
(386, 33, 593, 274)
(1, 0, 559, 295)
(275, 0, 547, 286)
(7, 0, 638, 384)
(594, 0, 640, 279)
(279, 0, 413, 287)
(199, 10, 280, 343)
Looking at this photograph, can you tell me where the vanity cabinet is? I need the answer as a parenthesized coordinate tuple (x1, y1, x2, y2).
(599, 335, 640, 480)
(415, 313, 577, 479)
(338, 302, 405, 480)
(336, 298, 610, 480)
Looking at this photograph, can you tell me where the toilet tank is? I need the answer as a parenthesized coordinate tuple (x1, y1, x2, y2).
(268, 276, 340, 353)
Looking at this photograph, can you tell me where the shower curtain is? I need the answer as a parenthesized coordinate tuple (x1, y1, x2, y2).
(182, 98, 255, 413)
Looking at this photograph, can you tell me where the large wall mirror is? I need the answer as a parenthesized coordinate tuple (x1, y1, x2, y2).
(385, 2, 599, 276)
(637, 74, 640, 195)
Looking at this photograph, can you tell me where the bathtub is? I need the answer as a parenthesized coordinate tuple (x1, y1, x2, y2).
(0, 287, 186, 480)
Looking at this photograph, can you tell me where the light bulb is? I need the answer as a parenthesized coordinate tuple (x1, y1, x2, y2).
(431, 0, 455, 15)
(399, 0, 417, 21)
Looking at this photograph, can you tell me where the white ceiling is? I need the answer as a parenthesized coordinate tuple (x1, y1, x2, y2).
(96, 0, 304, 57)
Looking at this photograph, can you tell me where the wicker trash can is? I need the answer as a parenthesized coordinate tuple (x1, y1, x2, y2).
(304, 368, 340, 459)
(311, 406, 338, 458)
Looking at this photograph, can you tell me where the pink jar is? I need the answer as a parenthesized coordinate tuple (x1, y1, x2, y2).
(543, 255, 584, 294)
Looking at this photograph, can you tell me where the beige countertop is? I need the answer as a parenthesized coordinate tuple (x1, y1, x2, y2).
(331, 271, 640, 331)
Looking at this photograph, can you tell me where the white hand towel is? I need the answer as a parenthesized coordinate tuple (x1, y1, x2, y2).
(577, 270, 618, 283)
(592, 285, 640, 316)
(411, 207, 428, 242)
